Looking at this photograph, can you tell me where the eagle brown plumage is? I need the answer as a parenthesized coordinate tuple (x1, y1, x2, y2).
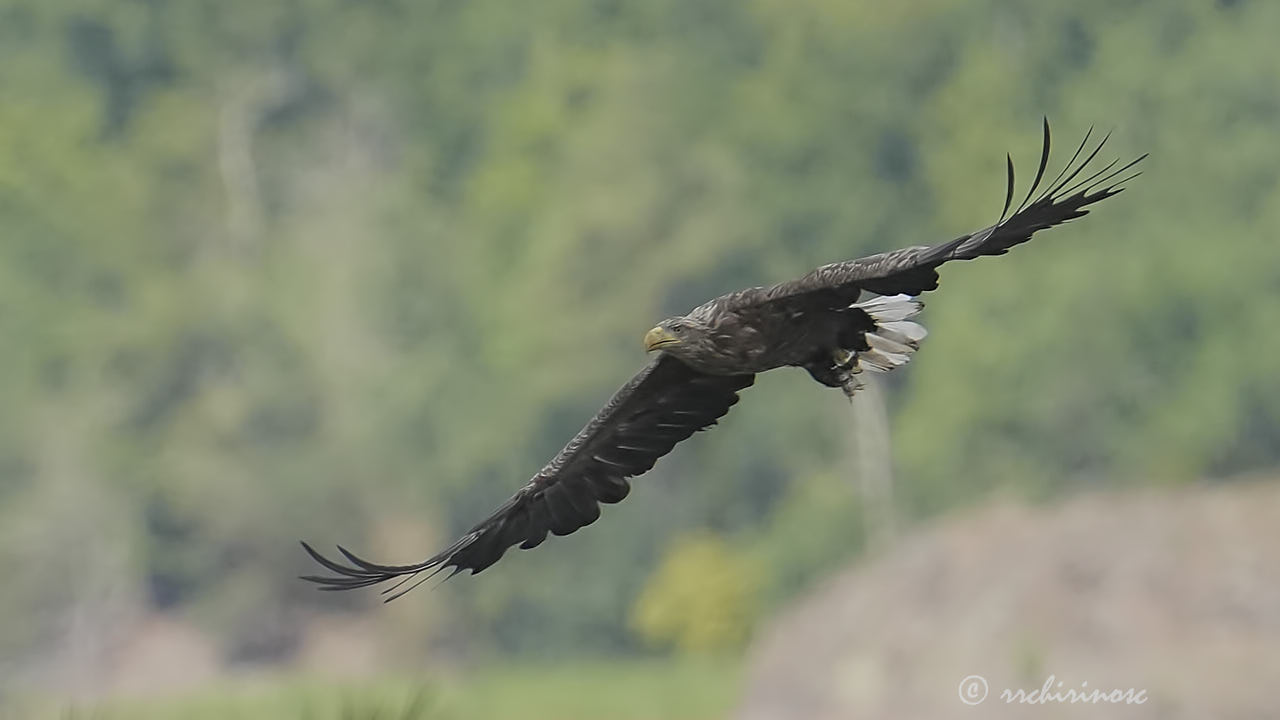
(302, 120, 1144, 599)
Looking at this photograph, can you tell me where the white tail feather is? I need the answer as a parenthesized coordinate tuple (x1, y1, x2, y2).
(861, 349, 908, 372)
(853, 293, 923, 322)
(877, 320, 928, 346)
(851, 294, 927, 376)
(865, 332, 913, 356)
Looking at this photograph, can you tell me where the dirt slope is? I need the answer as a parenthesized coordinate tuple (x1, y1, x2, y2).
(735, 480, 1280, 720)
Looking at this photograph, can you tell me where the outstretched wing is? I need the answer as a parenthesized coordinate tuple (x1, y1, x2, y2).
(729, 119, 1146, 311)
(302, 355, 754, 600)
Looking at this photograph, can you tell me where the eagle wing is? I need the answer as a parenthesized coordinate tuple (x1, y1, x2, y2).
(302, 355, 754, 599)
(727, 120, 1145, 313)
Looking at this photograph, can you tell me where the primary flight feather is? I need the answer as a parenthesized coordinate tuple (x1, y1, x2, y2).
(302, 120, 1144, 600)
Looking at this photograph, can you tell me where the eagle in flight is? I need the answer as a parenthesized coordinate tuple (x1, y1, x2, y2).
(303, 120, 1144, 600)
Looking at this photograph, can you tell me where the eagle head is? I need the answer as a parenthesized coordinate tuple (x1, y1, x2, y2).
(644, 317, 711, 356)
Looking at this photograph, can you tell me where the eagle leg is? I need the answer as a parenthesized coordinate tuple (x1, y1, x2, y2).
(803, 350, 865, 400)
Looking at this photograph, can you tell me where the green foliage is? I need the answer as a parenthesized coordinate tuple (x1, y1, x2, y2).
(631, 533, 760, 654)
(26, 659, 738, 720)
(1, 0, 1276, 679)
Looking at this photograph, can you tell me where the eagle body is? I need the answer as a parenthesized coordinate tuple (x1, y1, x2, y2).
(648, 295, 873, 376)
(303, 122, 1145, 599)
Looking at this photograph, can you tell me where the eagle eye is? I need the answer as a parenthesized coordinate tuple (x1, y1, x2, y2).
(671, 322, 685, 333)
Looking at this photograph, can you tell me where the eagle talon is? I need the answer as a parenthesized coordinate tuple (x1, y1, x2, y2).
(838, 370, 864, 399)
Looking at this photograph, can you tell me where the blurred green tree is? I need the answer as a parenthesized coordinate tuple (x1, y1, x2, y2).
(631, 532, 760, 654)
(1, 0, 1276, 678)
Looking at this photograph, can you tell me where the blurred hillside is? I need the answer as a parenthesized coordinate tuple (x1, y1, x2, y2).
(736, 479, 1280, 720)
(1, 0, 1278, 709)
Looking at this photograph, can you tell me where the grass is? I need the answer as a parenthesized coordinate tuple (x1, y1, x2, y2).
(15, 657, 740, 720)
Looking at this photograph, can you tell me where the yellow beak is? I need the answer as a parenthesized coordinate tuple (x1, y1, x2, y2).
(644, 327, 679, 352)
